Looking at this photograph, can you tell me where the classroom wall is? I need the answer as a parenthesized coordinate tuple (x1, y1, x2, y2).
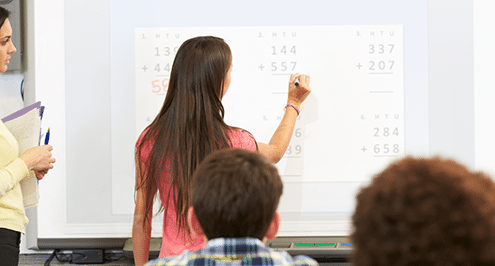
(0, 74, 24, 118)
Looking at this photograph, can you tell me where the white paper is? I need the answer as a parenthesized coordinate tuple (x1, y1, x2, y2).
(2, 103, 42, 208)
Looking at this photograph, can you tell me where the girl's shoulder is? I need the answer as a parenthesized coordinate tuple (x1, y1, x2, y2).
(227, 128, 257, 151)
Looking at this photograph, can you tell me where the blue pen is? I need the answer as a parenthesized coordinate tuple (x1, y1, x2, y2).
(44, 128, 50, 145)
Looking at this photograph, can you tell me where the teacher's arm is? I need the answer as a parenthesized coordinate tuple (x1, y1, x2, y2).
(258, 74, 311, 163)
(132, 157, 154, 266)
(0, 158, 29, 197)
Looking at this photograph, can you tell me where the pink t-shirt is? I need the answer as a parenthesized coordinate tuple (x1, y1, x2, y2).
(136, 129, 256, 257)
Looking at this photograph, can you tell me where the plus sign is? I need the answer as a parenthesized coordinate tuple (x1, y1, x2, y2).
(356, 63, 362, 69)
(361, 146, 367, 153)
(258, 64, 265, 71)
(142, 65, 148, 72)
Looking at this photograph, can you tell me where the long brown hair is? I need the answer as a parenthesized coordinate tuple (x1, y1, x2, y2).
(136, 36, 234, 238)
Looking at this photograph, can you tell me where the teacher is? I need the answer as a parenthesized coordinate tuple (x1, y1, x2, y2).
(0, 6, 56, 266)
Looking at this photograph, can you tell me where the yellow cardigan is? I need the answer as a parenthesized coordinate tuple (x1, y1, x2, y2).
(0, 120, 29, 234)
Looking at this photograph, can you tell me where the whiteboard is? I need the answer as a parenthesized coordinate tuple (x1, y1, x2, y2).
(30, 0, 494, 245)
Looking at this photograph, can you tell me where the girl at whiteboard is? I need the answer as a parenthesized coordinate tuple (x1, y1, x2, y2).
(0, 7, 56, 266)
(133, 36, 310, 265)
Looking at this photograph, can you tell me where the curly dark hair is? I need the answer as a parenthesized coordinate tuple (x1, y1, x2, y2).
(351, 156, 495, 266)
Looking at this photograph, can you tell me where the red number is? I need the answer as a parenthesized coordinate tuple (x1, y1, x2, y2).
(151, 80, 161, 93)
(151, 78, 169, 93)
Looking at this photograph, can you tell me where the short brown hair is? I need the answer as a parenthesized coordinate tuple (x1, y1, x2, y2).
(191, 148, 283, 240)
(352, 156, 495, 266)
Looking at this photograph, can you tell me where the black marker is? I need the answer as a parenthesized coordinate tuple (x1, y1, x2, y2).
(294, 77, 300, 86)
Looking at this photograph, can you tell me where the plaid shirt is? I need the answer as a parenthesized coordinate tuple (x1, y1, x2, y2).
(144, 238, 319, 266)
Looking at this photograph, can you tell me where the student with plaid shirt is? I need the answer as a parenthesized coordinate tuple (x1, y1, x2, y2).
(144, 149, 318, 266)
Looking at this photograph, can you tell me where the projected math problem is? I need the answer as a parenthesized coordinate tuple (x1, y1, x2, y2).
(135, 26, 404, 182)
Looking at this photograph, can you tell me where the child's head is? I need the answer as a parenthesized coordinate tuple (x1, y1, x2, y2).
(168, 36, 232, 102)
(351, 156, 495, 266)
(189, 148, 283, 240)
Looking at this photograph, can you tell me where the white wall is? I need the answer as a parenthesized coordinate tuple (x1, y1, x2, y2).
(474, 0, 495, 177)
(20, 0, 65, 253)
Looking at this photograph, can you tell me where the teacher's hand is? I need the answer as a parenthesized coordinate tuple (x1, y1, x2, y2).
(19, 145, 56, 176)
